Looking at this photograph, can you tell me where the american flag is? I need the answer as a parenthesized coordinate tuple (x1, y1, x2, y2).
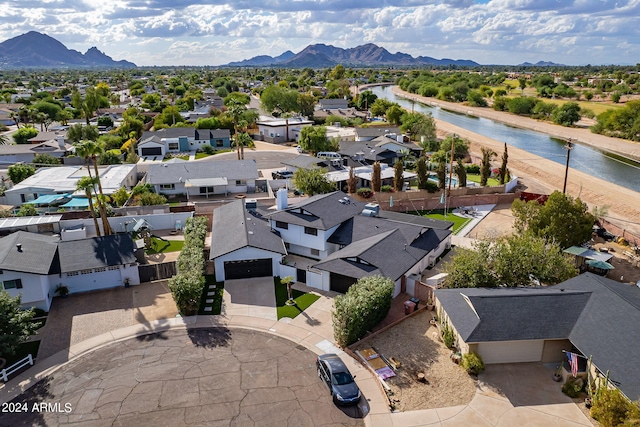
(567, 352, 579, 378)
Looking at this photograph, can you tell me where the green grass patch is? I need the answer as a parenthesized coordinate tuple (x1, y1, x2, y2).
(145, 237, 184, 255)
(541, 98, 622, 116)
(195, 152, 211, 159)
(274, 277, 320, 320)
(415, 209, 473, 234)
(163, 155, 189, 162)
(198, 275, 224, 315)
(467, 174, 500, 186)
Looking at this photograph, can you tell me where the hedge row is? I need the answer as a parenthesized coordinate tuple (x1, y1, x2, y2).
(331, 275, 394, 347)
(168, 216, 208, 315)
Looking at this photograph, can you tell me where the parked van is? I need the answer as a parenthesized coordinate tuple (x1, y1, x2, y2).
(317, 152, 341, 160)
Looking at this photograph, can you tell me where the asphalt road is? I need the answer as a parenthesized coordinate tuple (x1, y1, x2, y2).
(0, 328, 364, 427)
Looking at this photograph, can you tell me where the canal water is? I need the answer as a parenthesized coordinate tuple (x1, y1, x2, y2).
(370, 85, 640, 193)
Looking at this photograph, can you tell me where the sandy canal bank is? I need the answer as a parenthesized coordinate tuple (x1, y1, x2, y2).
(387, 87, 640, 235)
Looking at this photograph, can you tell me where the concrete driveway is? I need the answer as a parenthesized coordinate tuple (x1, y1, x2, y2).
(223, 277, 277, 320)
(384, 363, 593, 426)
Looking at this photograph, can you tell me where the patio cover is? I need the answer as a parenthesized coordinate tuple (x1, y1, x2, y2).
(586, 259, 615, 270)
(184, 177, 228, 187)
(25, 193, 69, 205)
(563, 246, 613, 262)
(60, 198, 90, 208)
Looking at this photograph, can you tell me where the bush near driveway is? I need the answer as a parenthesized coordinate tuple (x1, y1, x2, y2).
(168, 216, 208, 316)
(332, 275, 394, 347)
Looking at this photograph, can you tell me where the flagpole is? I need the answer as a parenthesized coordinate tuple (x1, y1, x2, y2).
(562, 350, 589, 360)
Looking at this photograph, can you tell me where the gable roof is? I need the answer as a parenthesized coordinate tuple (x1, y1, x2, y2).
(146, 160, 258, 185)
(140, 128, 230, 141)
(354, 127, 401, 138)
(210, 199, 287, 259)
(267, 191, 363, 231)
(436, 273, 640, 401)
(57, 234, 137, 273)
(280, 155, 328, 170)
(0, 231, 59, 275)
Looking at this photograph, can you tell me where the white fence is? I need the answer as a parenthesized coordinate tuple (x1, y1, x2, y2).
(1, 354, 34, 382)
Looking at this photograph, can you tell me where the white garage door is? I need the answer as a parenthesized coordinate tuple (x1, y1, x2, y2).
(477, 340, 544, 364)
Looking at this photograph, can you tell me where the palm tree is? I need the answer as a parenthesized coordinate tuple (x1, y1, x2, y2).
(0, 134, 8, 145)
(234, 132, 254, 160)
(75, 140, 113, 235)
(76, 176, 101, 237)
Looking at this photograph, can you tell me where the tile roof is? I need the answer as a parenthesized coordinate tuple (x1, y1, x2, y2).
(210, 199, 287, 259)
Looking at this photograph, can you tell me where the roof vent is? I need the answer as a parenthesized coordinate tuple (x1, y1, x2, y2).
(248, 231, 254, 235)
(16, 243, 22, 252)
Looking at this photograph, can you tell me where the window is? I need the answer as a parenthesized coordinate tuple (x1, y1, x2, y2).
(160, 184, 175, 190)
(235, 180, 245, 186)
(215, 139, 223, 147)
(275, 221, 288, 230)
(168, 142, 179, 151)
(108, 266, 120, 271)
(81, 269, 93, 275)
(284, 243, 290, 250)
(304, 227, 317, 236)
(310, 249, 320, 256)
(66, 272, 79, 276)
(1, 279, 22, 290)
(199, 186, 214, 194)
(94, 267, 106, 272)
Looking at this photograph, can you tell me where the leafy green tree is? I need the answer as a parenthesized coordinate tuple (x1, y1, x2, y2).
(293, 167, 335, 196)
(98, 151, 122, 165)
(260, 85, 299, 116)
(511, 191, 595, 248)
(136, 192, 168, 206)
(386, 105, 404, 125)
(111, 187, 130, 207)
(466, 90, 487, 107)
(357, 90, 377, 110)
(12, 126, 38, 144)
(32, 153, 60, 167)
(400, 112, 437, 151)
(17, 203, 38, 217)
(440, 134, 470, 159)
(332, 275, 394, 347)
(0, 292, 40, 357)
(297, 93, 316, 118)
(8, 163, 35, 184)
(552, 102, 581, 126)
(369, 99, 396, 117)
(393, 160, 404, 191)
(518, 77, 527, 94)
(480, 147, 496, 186)
(98, 134, 124, 151)
(444, 234, 577, 288)
(299, 126, 333, 155)
(72, 87, 107, 125)
(153, 106, 184, 129)
(498, 143, 509, 185)
(416, 157, 429, 189)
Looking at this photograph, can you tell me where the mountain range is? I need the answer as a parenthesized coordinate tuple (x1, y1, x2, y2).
(225, 43, 480, 68)
(0, 31, 136, 69)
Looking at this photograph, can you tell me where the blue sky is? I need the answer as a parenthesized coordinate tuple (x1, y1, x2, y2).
(0, 0, 638, 66)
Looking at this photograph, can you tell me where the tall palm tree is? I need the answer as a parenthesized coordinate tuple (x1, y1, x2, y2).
(76, 176, 101, 237)
(75, 140, 113, 235)
(234, 132, 255, 160)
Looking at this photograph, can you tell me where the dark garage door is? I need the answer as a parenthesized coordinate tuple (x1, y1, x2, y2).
(141, 147, 162, 156)
(224, 259, 273, 280)
(330, 272, 357, 293)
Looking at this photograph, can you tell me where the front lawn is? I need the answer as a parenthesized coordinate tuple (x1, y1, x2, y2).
(145, 237, 184, 255)
(274, 277, 320, 320)
(466, 174, 500, 186)
(198, 275, 224, 315)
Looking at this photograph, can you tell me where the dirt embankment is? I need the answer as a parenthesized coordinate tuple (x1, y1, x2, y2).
(390, 87, 640, 235)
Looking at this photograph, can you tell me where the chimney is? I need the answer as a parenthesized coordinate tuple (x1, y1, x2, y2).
(16, 243, 22, 252)
(56, 135, 66, 150)
(276, 188, 288, 210)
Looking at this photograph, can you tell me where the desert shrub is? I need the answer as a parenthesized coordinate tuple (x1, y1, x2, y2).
(441, 321, 456, 348)
(591, 388, 640, 427)
(356, 187, 373, 198)
(380, 185, 393, 192)
(332, 275, 394, 347)
(424, 181, 439, 193)
(461, 352, 485, 375)
(201, 144, 215, 154)
(562, 377, 584, 398)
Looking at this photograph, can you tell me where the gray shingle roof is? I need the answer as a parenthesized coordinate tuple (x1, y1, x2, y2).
(57, 234, 137, 273)
(280, 155, 328, 170)
(436, 273, 640, 401)
(0, 231, 59, 275)
(147, 160, 258, 185)
(354, 127, 401, 138)
(140, 128, 230, 141)
(268, 191, 364, 231)
(210, 200, 287, 259)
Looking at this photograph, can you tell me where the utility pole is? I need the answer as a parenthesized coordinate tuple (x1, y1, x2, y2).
(563, 139, 573, 194)
(448, 134, 456, 194)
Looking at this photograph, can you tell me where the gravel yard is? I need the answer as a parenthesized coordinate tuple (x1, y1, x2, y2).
(353, 310, 476, 412)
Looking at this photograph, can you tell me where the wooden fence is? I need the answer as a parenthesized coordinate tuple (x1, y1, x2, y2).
(138, 262, 177, 283)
